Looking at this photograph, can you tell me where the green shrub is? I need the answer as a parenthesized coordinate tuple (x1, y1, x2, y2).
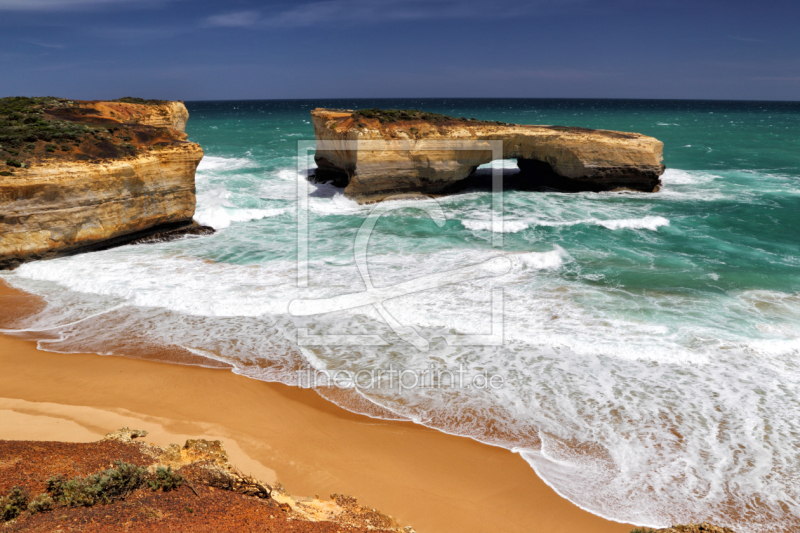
(148, 466, 183, 492)
(0, 96, 91, 149)
(45, 144, 57, 152)
(353, 108, 475, 125)
(27, 494, 54, 514)
(46, 461, 149, 507)
(0, 486, 29, 522)
(351, 108, 510, 127)
(0, 171, 12, 176)
(6, 159, 22, 167)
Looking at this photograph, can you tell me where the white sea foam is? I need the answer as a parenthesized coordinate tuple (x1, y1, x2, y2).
(196, 155, 255, 174)
(460, 216, 669, 233)
(275, 168, 301, 181)
(194, 206, 287, 229)
(660, 168, 718, 185)
(510, 246, 568, 270)
(649, 168, 738, 203)
(461, 219, 529, 233)
(308, 192, 363, 215)
(12, 254, 296, 317)
(595, 216, 669, 230)
(193, 179, 288, 229)
(746, 337, 800, 356)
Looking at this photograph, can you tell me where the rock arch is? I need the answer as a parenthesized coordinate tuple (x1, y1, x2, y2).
(311, 109, 665, 203)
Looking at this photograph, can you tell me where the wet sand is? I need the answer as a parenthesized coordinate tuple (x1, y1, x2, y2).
(0, 279, 633, 533)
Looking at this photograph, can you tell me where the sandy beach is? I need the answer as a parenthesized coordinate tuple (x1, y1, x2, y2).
(0, 279, 634, 533)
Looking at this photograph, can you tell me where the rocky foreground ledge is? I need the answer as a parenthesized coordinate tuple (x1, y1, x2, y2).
(0, 97, 209, 270)
(311, 108, 666, 203)
(0, 428, 414, 533)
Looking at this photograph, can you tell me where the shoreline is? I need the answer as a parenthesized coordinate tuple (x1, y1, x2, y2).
(0, 279, 633, 533)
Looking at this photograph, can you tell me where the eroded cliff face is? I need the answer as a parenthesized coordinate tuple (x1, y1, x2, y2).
(311, 108, 666, 203)
(78, 100, 190, 134)
(0, 145, 202, 268)
(0, 98, 203, 269)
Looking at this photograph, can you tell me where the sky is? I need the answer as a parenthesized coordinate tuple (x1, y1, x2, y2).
(0, 0, 798, 101)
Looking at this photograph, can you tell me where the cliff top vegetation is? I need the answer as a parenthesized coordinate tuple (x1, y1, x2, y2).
(114, 97, 170, 105)
(0, 96, 183, 174)
(352, 108, 509, 126)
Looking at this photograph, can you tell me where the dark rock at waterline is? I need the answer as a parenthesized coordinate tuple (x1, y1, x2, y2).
(632, 523, 737, 533)
(128, 222, 215, 245)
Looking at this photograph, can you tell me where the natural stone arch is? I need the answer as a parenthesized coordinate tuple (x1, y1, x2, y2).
(311, 108, 665, 203)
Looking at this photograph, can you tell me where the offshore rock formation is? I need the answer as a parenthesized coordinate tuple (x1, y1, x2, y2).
(311, 108, 666, 203)
(0, 98, 205, 269)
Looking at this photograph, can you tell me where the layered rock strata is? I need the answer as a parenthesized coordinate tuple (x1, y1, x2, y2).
(0, 98, 204, 269)
(311, 108, 666, 203)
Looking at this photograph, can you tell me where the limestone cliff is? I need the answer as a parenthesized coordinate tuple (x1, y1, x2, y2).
(78, 99, 190, 133)
(311, 108, 665, 203)
(0, 97, 204, 269)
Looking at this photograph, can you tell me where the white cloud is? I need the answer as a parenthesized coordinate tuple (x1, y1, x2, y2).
(202, 0, 576, 30)
(259, 0, 509, 27)
(25, 40, 66, 49)
(0, 0, 168, 11)
(203, 10, 260, 28)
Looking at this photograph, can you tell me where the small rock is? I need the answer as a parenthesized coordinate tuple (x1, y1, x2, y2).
(183, 439, 228, 465)
(103, 427, 148, 442)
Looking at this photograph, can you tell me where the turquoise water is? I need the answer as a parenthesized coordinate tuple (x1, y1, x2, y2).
(3, 99, 800, 532)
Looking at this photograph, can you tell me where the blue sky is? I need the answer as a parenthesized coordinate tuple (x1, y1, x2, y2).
(1, 0, 798, 101)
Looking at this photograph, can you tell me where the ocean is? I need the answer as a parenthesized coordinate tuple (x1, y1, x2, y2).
(3, 98, 799, 532)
